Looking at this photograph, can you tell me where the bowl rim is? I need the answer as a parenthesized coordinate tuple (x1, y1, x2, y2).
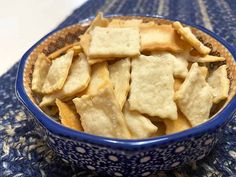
(16, 14, 236, 150)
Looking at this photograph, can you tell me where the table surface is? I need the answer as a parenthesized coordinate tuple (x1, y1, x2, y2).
(0, 0, 236, 177)
(0, 0, 87, 76)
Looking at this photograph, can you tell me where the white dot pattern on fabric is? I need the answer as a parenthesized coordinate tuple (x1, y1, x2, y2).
(175, 146, 185, 153)
(114, 172, 123, 176)
(171, 161, 180, 167)
(140, 156, 151, 163)
(108, 155, 118, 162)
(204, 138, 213, 145)
(141, 171, 151, 176)
(76, 147, 86, 153)
(87, 165, 95, 170)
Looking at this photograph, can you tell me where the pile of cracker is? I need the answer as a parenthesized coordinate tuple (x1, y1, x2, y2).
(31, 13, 230, 139)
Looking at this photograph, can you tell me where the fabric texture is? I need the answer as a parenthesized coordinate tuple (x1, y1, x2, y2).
(1, 0, 236, 176)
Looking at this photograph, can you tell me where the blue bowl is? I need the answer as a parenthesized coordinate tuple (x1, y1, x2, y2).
(16, 15, 236, 177)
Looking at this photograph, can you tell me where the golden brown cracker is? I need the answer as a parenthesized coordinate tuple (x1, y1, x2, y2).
(140, 24, 190, 52)
(173, 22, 211, 55)
(56, 99, 83, 131)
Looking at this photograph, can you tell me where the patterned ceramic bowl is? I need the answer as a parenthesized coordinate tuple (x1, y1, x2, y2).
(16, 15, 236, 177)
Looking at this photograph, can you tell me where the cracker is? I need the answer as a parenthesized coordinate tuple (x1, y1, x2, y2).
(108, 19, 143, 27)
(31, 53, 51, 93)
(83, 62, 110, 95)
(175, 63, 213, 126)
(80, 13, 109, 64)
(40, 53, 90, 107)
(129, 55, 177, 119)
(73, 87, 131, 138)
(76, 62, 111, 98)
(152, 51, 188, 78)
(197, 55, 225, 62)
(207, 65, 230, 103)
(89, 27, 140, 59)
(191, 55, 225, 63)
(164, 111, 191, 134)
(188, 49, 225, 62)
(42, 51, 74, 94)
(140, 24, 190, 52)
(173, 22, 211, 55)
(47, 42, 80, 60)
(108, 58, 131, 109)
(56, 99, 83, 131)
(123, 102, 157, 139)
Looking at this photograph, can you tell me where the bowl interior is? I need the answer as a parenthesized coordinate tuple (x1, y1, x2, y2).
(21, 16, 236, 140)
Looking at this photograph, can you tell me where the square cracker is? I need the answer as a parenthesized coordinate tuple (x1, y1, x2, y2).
(73, 87, 131, 138)
(175, 63, 213, 126)
(173, 22, 211, 55)
(123, 102, 157, 139)
(40, 53, 90, 107)
(42, 50, 74, 94)
(89, 27, 140, 59)
(140, 24, 190, 52)
(128, 55, 177, 120)
(80, 12, 108, 53)
(207, 65, 230, 103)
(31, 53, 51, 93)
(108, 58, 131, 109)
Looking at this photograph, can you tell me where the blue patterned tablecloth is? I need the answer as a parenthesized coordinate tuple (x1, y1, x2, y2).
(1, 0, 236, 176)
